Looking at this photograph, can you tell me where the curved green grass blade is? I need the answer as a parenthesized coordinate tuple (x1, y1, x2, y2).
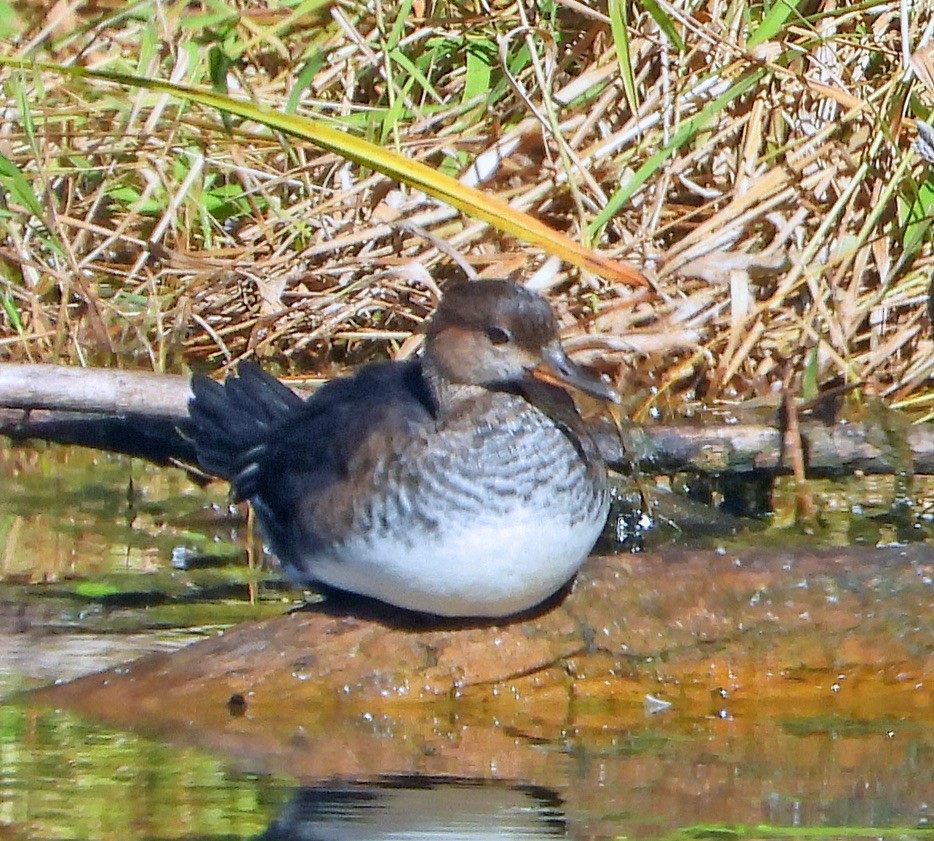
(0, 59, 648, 286)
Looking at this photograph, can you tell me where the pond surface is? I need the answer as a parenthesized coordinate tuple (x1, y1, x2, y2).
(0, 445, 932, 840)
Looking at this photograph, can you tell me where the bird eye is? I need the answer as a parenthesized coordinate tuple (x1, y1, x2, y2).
(485, 326, 511, 345)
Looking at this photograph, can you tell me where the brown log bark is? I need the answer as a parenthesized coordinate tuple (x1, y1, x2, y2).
(0, 362, 930, 477)
(31, 543, 934, 784)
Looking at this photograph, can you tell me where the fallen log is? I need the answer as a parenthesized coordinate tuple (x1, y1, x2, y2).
(0, 363, 190, 416)
(0, 363, 199, 469)
(0, 362, 928, 477)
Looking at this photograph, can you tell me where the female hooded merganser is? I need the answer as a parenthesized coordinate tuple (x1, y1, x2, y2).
(189, 279, 617, 618)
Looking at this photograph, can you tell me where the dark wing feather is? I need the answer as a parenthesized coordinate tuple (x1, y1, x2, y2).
(246, 360, 436, 530)
(188, 361, 305, 483)
(188, 359, 436, 522)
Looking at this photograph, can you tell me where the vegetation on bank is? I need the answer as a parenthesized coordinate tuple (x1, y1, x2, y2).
(0, 0, 933, 420)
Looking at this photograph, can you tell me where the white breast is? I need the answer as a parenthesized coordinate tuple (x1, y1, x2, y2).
(300, 502, 608, 617)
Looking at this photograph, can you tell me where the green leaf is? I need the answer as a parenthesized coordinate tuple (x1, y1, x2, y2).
(208, 45, 231, 95)
(108, 184, 164, 215)
(0, 151, 44, 220)
(900, 179, 934, 255)
(642, 0, 685, 51)
(801, 344, 820, 402)
(390, 46, 442, 104)
(0, 57, 647, 285)
(286, 52, 328, 113)
(385, 0, 414, 52)
(0, 0, 23, 39)
(136, 20, 157, 72)
(209, 45, 232, 130)
(1, 292, 23, 332)
(381, 72, 415, 144)
(589, 68, 766, 235)
(748, 0, 804, 49)
(179, 0, 238, 31)
(463, 40, 493, 105)
(608, 0, 638, 115)
(12, 77, 37, 151)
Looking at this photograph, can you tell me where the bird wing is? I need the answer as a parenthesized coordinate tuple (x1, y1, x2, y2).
(189, 358, 436, 524)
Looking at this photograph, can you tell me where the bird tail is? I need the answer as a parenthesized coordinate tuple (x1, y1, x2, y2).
(188, 361, 304, 498)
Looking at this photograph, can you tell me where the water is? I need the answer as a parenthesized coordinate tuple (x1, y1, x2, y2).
(1, 445, 932, 840)
(0, 446, 295, 697)
(0, 705, 290, 839)
(1, 701, 931, 839)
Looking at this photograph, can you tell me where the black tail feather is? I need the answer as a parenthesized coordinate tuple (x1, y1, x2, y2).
(224, 361, 303, 423)
(188, 361, 303, 494)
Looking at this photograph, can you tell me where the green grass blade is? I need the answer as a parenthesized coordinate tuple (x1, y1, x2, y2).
(462, 40, 493, 105)
(1, 58, 647, 286)
(0, 0, 23, 39)
(748, 0, 805, 49)
(386, 0, 414, 52)
(286, 53, 327, 114)
(642, 0, 685, 51)
(1, 292, 24, 333)
(899, 177, 934, 258)
(390, 47, 442, 104)
(0, 151, 45, 221)
(608, 0, 639, 115)
(589, 68, 766, 235)
(801, 344, 820, 401)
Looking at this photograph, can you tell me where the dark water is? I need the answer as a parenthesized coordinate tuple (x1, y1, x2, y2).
(1, 446, 932, 840)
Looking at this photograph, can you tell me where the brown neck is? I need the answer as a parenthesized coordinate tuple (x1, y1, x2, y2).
(420, 350, 600, 463)
(419, 352, 489, 416)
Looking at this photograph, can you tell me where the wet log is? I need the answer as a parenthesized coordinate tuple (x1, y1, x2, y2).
(0, 361, 931, 476)
(620, 419, 929, 477)
(31, 543, 934, 784)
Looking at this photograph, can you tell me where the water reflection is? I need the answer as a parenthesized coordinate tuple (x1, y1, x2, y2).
(0, 704, 934, 841)
(1, 702, 569, 840)
(0, 705, 289, 839)
(3, 698, 931, 841)
(0, 446, 296, 695)
(257, 778, 566, 840)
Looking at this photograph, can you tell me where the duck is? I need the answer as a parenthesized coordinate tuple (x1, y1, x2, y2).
(188, 279, 618, 618)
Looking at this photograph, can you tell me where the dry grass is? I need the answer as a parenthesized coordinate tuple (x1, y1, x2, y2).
(1, 0, 933, 419)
